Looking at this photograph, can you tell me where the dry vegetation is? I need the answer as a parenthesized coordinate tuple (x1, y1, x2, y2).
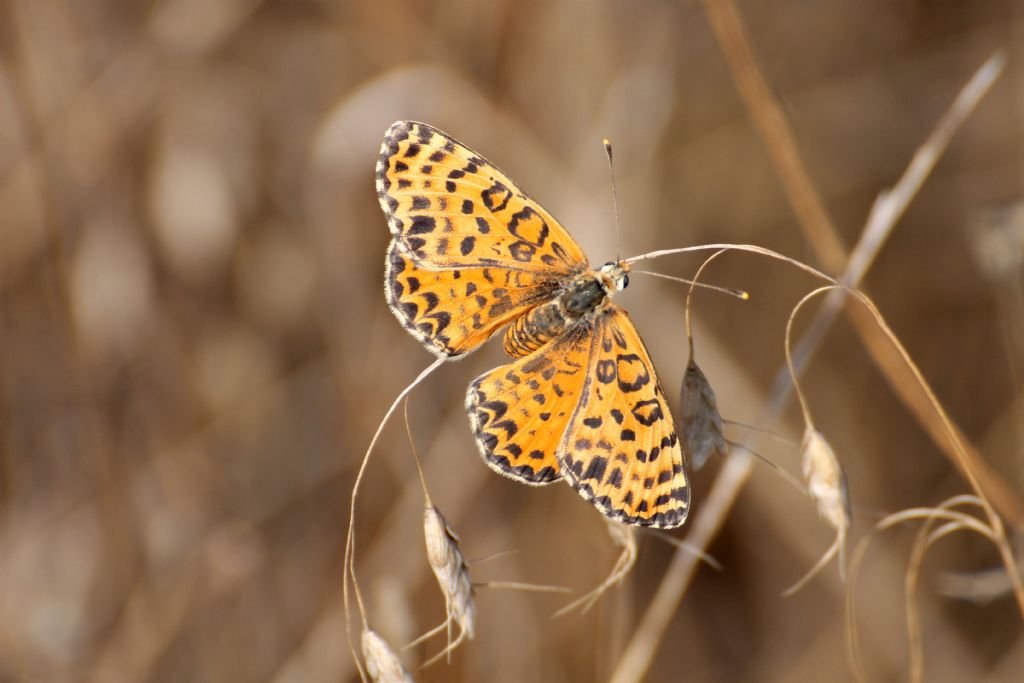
(2, 1, 1023, 681)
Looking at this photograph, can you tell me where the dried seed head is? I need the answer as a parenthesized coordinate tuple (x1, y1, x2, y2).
(783, 427, 851, 596)
(362, 628, 414, 683)
(801, 427, 851, 535)
(679, 360, 727, 470)
(420, 503, 475, 660)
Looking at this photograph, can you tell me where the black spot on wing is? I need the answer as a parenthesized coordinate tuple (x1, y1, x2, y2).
(408, 216, 435, 234)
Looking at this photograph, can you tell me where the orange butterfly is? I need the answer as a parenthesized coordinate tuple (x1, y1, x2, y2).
(377, 121, 689, 528)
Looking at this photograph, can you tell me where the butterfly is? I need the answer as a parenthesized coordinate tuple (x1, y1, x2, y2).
(376, 121, 689, 529)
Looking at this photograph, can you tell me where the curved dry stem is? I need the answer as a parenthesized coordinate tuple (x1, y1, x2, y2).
(783, 531, 844, 597)
(726, 441, 807, 497)
(784, 286, 837, 427)
(873, 507, 996, 540)
(906, 520, 974, 683)
(554, 522, 638, 618)
(845, 497, 995, 681)
(788, 283, 1024, 616)
(843, 291, 1024, 614)
(344, 357, 446, 681)
(403, 398, 432, 505)
(903, 495, 992, 683)
(684, 249, 730, 360)
(626, 243, 840, 289)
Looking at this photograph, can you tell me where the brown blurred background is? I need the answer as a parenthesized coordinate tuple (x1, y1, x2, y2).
(2, 1, 1023, 681)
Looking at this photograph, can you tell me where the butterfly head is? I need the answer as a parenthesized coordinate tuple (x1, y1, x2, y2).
(598, 261, 630, 295)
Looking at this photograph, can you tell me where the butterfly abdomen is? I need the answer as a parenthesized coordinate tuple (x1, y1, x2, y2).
(503, 302, 567, 357)
(503, 270, 619, 358)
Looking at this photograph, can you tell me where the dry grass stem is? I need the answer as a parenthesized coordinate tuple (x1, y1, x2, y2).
(612, 19, 1016, 676)
(698, 0, 847, 271)
(708, 0, 1022, 526)
(649, 533, 723, 572)
(554, 519, 638, 617)
(779, 52, 1010, 458)
(679, 250, 730, 471)
(843, 290, 1024, 615)
(845, 495, 1002, 682)
(344, 358, 447, 679)
(609, 448, 756, 683)
(3, 3, 1017, 682)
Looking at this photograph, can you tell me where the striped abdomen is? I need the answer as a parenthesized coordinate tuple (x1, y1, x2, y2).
(503, 302, 568, 357)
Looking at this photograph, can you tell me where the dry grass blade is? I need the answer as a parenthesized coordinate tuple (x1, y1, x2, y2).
(362, 628, 415, 683)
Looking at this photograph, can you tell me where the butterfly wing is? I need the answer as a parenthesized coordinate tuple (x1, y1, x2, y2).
(378, 121, 591, 358)
(377, 121, 589, 273)
(386, 240, 560, 358)
(466, 324, 597, 485)
(560, 306, 690, 529)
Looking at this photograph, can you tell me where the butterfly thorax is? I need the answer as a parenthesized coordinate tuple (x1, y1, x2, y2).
(503, 261, 629, 358)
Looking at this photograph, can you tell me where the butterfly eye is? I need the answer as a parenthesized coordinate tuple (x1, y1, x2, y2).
(622, 274, 630, 289)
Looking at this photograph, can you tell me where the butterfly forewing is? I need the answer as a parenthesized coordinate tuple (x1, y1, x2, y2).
(377, 121, 589, 274)
(560, 307, 690, 529)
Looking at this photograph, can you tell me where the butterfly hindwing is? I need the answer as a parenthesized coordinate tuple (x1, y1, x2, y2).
(465, 325, 596, 485)
(559, 306, 690, 529)
(377, 121, 589, 274)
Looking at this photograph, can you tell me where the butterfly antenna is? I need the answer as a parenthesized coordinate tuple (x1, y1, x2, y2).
(631, 271, 748, 300)
(603, 139, 622, 262)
